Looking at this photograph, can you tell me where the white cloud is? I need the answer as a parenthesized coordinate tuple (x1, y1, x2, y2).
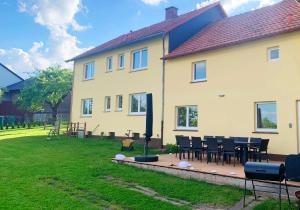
(141, 0, 166, 6)
(196, 0, 279, 14)
(258, 0, 277, 8)
(221, 0, 250, 13)
(0, 0, 92, 78)
(196, 0, 218, 9)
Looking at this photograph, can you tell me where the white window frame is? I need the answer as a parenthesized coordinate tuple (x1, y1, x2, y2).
(255, 102, 278, 132)
(192, 60, 207, 82)
(84, 62, 95, 80)
(116, 95, 123, 111)
(132, 48, 148, 71)
(176, 106, 198, 130)
(118, 54, 125, 70)
(105, 96, 111, 112)
(82, 98, 93, 116)
(106, 57, 113, 72)
(268, 47, 280, 61)
(129, 93, 147, 115)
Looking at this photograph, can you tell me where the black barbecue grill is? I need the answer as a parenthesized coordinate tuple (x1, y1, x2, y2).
(243, 162, 290, 209)
(244, 162, 285, 181)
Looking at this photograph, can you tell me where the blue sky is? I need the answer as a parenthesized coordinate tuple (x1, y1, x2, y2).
(0, 0, 280, 77)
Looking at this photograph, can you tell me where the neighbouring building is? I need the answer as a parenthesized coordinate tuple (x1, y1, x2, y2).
(0, 79, 71, 123)
(70, 0, 300, 156)
(0, 63, 23, 88)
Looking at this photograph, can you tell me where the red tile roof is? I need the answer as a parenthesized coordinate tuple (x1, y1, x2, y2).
(166, 0, 300, 59)
(70, 2, 225, 61)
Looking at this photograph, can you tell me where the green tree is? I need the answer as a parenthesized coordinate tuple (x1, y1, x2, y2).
(262, 117, 277, 129)
(17, 65, 73, 123)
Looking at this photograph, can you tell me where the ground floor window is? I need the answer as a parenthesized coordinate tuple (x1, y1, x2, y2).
(255, 102, 277, 132)
(176, 106, 198, 130)
(130, 93, 146, 115)
(105, 96, 111, 112)
(82, 99, 93, 116)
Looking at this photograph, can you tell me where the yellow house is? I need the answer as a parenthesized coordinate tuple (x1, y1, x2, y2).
(164, 0, 300, 157)
(68, 3, 226, 144)
(70, 0, 300, 157)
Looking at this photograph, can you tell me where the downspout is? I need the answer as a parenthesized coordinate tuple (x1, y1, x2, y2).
(161, 33, 166, 149)
(69, 61, 76, 123)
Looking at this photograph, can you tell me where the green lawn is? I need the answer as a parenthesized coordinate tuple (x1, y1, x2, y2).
(0, 127, 289, 210)
(254, 199, 298, 210)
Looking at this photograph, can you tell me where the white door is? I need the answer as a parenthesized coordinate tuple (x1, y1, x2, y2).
(297, 101, 300, 153)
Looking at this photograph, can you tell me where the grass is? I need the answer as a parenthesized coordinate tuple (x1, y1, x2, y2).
(253, 199, 298, 210)
(0, 127, 247, 209)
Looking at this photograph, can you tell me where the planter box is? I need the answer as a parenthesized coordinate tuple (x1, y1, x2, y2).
(132, 132, 140, 140)
(108, 132, 115, 139)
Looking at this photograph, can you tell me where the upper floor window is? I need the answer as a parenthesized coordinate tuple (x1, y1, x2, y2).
(105, 96, 111, 112)
(176, 106, 198, 130)
(116, 95, 123, 111)
(118, 54, 125, 69)
(193, 61, 206, 82)
(130, 93, 146, 115)
(84, 62, 95, 80)
(268, 47, 280, 61)
(82, 99, 93, 116)
(255, 102, 277, 132)
(132, 48, 148, 71)
(106, 57, 113, 72)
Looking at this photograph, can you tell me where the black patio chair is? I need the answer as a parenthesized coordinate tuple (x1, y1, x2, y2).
(203, 135, 213, 146)
(249, 138, 262, 161)
(284, 154, 300, 205)
(221, 138, 238, 166)
(232, 137, 249, 161)
(178, 136, 191, 160)
(215, 136, 225, 144)
(235, 137, 249, 142)
(175, 135, 184, 157)
(285, 154, 300, 181)
(206, 137, 221, 164)
(203, 135, 214, 141)
(251, 139, 270, 162)
(191, 137, 204, 161)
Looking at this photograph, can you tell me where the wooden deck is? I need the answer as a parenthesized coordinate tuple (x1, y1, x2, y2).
(112, 153, 300, 197)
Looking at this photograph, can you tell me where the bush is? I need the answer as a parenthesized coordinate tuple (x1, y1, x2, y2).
(165, 144, 178, 154)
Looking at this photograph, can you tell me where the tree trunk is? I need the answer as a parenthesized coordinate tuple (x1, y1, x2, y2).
(51, 105, 58, 125)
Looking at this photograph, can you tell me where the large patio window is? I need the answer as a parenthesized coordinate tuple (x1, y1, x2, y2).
(256, 102, 277, 132)
(129, 93, 146, 115)
(82, 99, 93, 116)
(176, 106, 198, 130)
(84, 62, 95, 80)
(132, 48, 148, 71)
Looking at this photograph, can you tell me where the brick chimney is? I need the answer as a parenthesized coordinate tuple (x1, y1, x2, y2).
(165, 6, 178, 20)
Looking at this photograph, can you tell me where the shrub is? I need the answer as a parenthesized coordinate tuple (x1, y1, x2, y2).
(165, 144, 178, 154)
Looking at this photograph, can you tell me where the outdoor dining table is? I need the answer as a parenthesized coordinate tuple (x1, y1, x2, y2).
(234, 141, 260, 165)
(201, 139, 260, 165)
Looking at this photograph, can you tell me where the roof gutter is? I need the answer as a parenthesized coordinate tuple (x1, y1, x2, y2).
(66, 32, 165, 62)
